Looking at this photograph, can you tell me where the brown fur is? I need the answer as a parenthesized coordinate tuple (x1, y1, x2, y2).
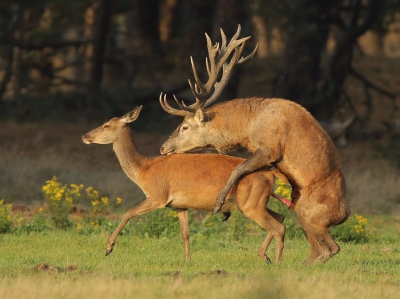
(161, 97, 351, 264)
(82, 106, 287, 264)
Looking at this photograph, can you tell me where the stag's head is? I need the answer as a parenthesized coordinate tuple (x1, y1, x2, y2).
(160, 96, 211, 154)
(160, 25, 258, 155)
(82, 106, 142, 145)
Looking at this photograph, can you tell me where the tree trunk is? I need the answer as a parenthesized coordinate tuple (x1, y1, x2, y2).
(90, 0, 111, 89)
(274, 0, 333, 116)
(315, 0, 380, 119)
(0, 7, 19, 100)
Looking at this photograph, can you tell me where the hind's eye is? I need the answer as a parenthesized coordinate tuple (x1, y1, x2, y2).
(182, 125, 189, 131)
(104, 124, 110, 129)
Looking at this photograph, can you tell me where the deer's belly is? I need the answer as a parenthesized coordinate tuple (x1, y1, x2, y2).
(166, 190, 237, 212)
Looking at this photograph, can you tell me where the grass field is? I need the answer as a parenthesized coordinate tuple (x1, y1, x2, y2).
(0, 215, 399, 299)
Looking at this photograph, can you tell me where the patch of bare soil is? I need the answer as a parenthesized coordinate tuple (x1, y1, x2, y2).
(32, 263, 78, 273)
(198, 269, 228, 277)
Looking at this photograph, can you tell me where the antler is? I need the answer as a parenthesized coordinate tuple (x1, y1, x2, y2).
(189, 24, 258, 110)
(160, 25, 258, 116)
(159, 93, 192, 117)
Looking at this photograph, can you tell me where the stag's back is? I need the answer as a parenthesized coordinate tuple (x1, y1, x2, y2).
(208, 98, 343, 190)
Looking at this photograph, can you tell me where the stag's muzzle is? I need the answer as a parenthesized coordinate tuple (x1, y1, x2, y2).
(160, 142, 175, 155)
(160, 146, 173, 155)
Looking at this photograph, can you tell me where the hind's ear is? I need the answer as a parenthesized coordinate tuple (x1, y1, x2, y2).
(120, 106, 143, 123)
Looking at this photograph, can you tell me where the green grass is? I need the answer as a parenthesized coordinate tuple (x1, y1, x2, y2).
(0, 216, 399, 299)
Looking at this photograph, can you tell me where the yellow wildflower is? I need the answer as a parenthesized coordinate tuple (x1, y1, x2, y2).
(274, 178, 292, 199)
(355, 214, 367, 225)
(101, 197, 109, 206)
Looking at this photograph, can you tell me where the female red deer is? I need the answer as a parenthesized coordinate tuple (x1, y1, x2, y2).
(159, 25, 350, 264)
(82, 106, 289, 264)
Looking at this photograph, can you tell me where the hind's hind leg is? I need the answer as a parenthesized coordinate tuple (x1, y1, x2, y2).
(256, 208, 285, 263)
(243, 207, 286, 264)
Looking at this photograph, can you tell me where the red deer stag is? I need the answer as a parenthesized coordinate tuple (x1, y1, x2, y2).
(82, 106, 290, 264)
(159, 25, 350, 264)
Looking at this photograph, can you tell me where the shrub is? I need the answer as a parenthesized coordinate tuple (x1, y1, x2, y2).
(86, 187, 122, 217)
(0, 200, 13, 234)
(331, 214, 369, 243)
(228, 211, 247, 241)
(42, 176, 83, 229)
(29, 208, 48, 232)
(132, 209, 180, 238)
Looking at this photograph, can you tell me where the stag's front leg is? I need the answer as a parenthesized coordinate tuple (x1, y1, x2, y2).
(213, 150, 270, 214)
(106, 198, 163, 256)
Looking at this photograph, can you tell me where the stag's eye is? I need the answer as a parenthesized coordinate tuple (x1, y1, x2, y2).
(182, 125, 189, 131)
(104, 124, 110, 129)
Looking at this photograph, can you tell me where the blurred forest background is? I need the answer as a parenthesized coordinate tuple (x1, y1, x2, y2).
(1, 0, 400, 213)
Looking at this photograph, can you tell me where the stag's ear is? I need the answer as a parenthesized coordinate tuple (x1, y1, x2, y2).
(120, 106, 143, 123)
(194, 109, 205, 124)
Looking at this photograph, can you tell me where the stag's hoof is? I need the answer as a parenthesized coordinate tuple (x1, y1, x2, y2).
(212, 206, 221, 215)
(265, 257, 272, 264)
(105, 248, 113, 256)
(222, 212, 231, 222)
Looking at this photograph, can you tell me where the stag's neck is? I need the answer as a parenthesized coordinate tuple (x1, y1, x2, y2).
(211, 101, 253, 151)
(112, 127, 146, 184)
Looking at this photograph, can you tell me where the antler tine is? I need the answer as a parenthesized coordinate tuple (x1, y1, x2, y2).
(231, 24, 242, 42)
(238, 43, 259, 65)
(205, 57, 211, 76)
(188, 79, 199, 100)
(220, 28, 227, 49)
(190, 56, 205, 95)
(159, 93, 191, 117)
(173, 94, 186, 109)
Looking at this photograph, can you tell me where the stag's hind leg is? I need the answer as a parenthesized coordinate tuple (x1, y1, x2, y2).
(299, 219, 340, 264)
(295, 195, 345, 264)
